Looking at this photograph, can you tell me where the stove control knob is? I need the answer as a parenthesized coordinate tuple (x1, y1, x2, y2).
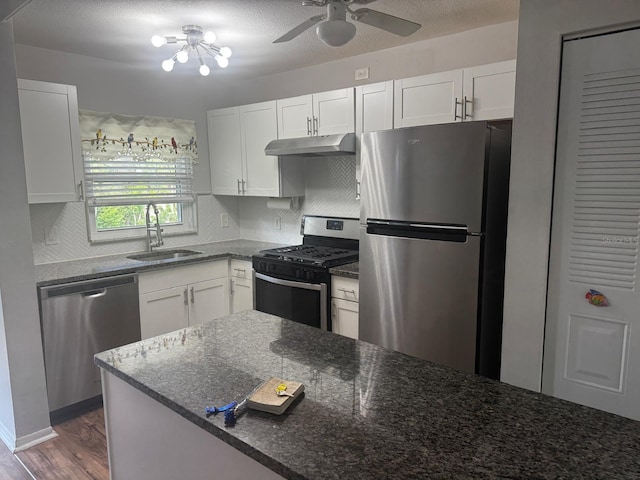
(267, 264, 276, 274)
(295, 270, 302, 279)
(305, 271, 315, 281)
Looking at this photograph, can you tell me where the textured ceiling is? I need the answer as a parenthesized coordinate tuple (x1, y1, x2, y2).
(11, 0, 519, 79)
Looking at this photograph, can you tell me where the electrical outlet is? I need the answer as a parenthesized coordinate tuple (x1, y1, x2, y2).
(45, 226, 59, 245)
(220, 213, 229, 228)
(355, 67, 370, 81)
(274, 216, 281, 230)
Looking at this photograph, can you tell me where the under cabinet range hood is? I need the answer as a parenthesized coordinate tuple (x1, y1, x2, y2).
(264, 133, 356, 157)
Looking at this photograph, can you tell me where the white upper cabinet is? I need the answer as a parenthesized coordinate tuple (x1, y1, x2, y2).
(394, 70, 463, 127)
(462, 60, 516, 121)
(18, 79, 83, 204)
(276, 88, 355, 139)
(208, 101, 304, 197)
(355, 81, 394, 134)
(277, 94, 314, 139)
(240, 102, 281, 197)
(313, 89, 355, 136)
(393, 60, 516, 128)
(207, 106, 243, 196)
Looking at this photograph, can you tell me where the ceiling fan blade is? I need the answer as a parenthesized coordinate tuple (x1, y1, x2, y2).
(351, 8, 421, 37)
(273, 14, 327, 43)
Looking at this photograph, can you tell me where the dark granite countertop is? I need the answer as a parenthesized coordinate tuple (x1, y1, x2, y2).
(34, 240, 284, 287)
(95, 311, 640, 480)
(329, 261, 359, 279)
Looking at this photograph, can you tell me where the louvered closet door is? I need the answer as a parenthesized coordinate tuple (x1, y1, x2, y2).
(544, 28, 640, 420)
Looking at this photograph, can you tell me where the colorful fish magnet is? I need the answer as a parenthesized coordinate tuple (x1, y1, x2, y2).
(585, 289, 609, 307)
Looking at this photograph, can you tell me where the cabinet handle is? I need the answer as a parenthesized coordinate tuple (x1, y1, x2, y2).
(306, 116, 312, 136)
(77, 181, 84, 201)
(464, 96, 472, 120)
(183, 288, 188, 306)
(234, 268, 246, 274)
(338, 288, 356, 297)
(230, 278, 235, 295)
(237, 179, 241, 195)
(313, 116, 318, 136)
(355, 180, 361, 200)
(190, 286, 195, 304)
(454, 97, 463, 121)
(241, 179, 246, 194)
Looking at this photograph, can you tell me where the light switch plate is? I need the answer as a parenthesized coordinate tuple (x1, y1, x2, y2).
(220, 213, 229, 228)
(274, 216, 281, 230)
(355, 67, 370, 81)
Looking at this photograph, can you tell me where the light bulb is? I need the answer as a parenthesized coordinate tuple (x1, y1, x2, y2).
(199, 64, 211, 76)
(216, 56, 229, 68)
(151, 35, 167, 48)
(203, 31, 216, 44)
(176, 49, 189, 63)
(219, 46, 232, 58)
(161, 59, 175, 72)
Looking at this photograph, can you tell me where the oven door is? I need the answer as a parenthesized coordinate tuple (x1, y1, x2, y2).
(254, 272, 328, 330)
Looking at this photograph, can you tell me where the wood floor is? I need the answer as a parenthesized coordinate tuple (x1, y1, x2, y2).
(11, 408, 109, 480)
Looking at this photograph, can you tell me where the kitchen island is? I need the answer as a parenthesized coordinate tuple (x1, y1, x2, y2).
(95, 311, 640, 479)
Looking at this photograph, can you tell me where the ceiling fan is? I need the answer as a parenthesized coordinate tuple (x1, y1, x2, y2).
(274, 0, 422, 47)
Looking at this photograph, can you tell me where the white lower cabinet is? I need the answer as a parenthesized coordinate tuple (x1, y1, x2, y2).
(230, 259, 253, 313)
(138, 261, 229, 339)
(331, 276, 359, 340)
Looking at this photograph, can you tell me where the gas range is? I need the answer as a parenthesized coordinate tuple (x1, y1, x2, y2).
(252, 215, 359, 331)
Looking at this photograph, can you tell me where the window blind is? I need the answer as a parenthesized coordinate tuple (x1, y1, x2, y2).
(83, 153, 194, 207)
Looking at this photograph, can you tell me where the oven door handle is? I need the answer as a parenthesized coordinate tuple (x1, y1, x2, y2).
(255, 272, 322, 291)
(254, 272, 328, 331)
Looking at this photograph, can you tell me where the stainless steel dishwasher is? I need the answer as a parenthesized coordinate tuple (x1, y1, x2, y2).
(39, 274, 141, 418)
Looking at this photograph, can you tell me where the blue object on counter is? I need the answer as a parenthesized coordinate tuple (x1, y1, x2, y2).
(205, 401, 237, 418)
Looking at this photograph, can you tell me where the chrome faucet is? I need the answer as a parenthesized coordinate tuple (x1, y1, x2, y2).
(145, 202, 164, 252)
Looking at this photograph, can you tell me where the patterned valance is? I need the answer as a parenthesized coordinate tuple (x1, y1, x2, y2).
(79, 109, 198, 164)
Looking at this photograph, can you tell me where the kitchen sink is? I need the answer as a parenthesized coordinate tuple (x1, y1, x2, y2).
(126, 249, 203, 262)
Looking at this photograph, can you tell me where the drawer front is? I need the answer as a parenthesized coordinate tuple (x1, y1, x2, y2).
(139, 260, 228, 294)
(331, 276, 359, 302)
(230, 259, 252, 279)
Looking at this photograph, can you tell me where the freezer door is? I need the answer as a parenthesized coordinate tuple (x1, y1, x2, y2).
(360, 122, 488, 233)
(359, 230, 481, 373)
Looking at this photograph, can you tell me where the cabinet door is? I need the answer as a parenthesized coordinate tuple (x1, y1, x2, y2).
(276, 94, 313, 139)
(463, 60, 516, 121)
(313, 88, 355, 136)
(240, 101, 280, 197)
(231, 277, 253, 314)
(355, 81, 394, 134)
(331, 298, 359, 340)
(394, 70, 463, 127)
(188, 278, 229, 326)
(18, 80, 82, 203)
(139, 287, 189, 339)
(208, 107, 243, 195)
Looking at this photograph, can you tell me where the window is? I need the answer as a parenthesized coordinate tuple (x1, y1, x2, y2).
(84, 152, 197, 242)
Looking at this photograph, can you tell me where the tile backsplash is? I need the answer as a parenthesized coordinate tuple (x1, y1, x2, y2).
(30, 155, 359, 264)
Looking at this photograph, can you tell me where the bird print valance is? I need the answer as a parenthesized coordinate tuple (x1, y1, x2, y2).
(79, 109, 199, 164)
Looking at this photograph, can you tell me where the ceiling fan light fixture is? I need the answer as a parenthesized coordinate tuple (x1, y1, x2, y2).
(316, 19, 356, 47)
(153, 24, 232, 76)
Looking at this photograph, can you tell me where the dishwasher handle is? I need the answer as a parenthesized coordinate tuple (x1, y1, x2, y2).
(82, 288, 108, 298)
(40, 274, 138, 299)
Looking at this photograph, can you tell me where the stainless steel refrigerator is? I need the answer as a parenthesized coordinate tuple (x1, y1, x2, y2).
(359, 121, 511, 379)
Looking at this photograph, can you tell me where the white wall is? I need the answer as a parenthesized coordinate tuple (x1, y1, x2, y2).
(0, 20, 52, 451)
(501, 0, 640, 391)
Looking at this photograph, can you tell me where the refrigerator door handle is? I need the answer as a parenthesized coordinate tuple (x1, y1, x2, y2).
(366, 219, 471, 242)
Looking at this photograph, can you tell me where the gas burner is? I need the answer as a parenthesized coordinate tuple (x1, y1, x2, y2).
(260, 244, 358, 267)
